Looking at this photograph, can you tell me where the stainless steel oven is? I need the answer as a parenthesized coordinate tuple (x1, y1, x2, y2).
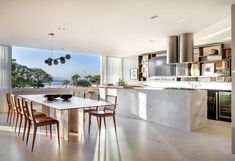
(218, 92, 231, 120)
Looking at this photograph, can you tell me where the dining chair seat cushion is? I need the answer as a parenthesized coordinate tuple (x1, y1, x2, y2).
(33, 111, 47, 117)
(84, 108, 97, 113)
(35, 117, 58, 125)
(90, 111, 113, 117)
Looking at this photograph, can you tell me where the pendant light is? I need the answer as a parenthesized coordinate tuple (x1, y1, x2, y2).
(45, 28, 71, 66)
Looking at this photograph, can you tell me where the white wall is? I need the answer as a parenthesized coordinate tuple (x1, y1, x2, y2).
(0, 46, 12, 113)
(101, 55, 139, 85)
(103, 57, 123, 85)
(123, 56, 139, 84)
(231, 4, 235, 154)
(100, 56, 107, 85)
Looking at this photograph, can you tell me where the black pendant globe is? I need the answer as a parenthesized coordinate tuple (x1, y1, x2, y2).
(48, 61, 52, 66)
(65, 54, 71, 59)
(60, 57, 66, 64)
(45, 54, 70, 66)
(47, 58, 53, 65)
(54, 59, 59, 65)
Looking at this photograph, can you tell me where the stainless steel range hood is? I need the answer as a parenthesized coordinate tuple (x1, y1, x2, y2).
(167, 36, 178, 64)
(179, 33, 194, 63)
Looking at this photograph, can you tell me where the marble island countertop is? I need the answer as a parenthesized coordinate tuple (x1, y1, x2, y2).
(99, 84, 207, 131)
(100, 81, 231, 91)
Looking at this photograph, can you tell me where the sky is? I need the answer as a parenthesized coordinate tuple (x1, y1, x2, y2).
(12, 46, 100, 80)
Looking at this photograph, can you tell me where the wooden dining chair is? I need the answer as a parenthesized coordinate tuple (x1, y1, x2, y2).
(13, 95, 24, 132)
(24, 100, 60, 151)
(6, 93, 13, 125)
(88, 95, 117, 134)
(9, 94, 18, 128)
(83, 92, 100, 123)
(17, 97, 48, 140)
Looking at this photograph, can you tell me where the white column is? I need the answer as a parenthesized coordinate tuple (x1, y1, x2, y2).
(232, 4, 235, 154)
(107, 56, 122, 85)
(100, 55, 107, 85)
(0, 45, 12, 113)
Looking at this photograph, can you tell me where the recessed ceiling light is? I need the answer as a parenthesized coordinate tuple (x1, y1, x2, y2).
(150, 15, 158, 19)
(149, 40, 154, 42)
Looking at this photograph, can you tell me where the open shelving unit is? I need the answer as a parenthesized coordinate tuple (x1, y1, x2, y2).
(138, 42, 231, 82)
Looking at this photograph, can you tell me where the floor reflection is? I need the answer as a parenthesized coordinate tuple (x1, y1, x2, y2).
(92, 129, 122, 161)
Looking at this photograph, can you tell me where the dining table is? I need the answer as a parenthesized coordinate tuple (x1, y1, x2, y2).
(19, 94, 115, 142)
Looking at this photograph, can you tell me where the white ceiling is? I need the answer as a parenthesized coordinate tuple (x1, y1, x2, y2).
(0, 0, 234, 57)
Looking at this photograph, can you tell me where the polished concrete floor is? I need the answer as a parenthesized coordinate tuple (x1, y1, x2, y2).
(0, 114, 234, 161)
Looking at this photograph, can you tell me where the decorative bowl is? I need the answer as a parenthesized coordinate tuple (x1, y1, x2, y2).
(44, 94, 60, 101)
(60, 94, 72, 100)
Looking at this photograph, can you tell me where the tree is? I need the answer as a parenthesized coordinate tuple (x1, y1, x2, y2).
(71, 74, 81, 86)
(77, 79, 91, 87)
(89, 75, 100, 84)
(12, 61, 53, 88)
(63, 80, 70, 88)
(84, 75, 92, 81)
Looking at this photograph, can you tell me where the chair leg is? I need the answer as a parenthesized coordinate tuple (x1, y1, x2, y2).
(23, 119, 27, 141)
(7, 109, 11, 123)
(56, 123, 60, 146)
(88, 114, 91, 133)
(83, 112, 85, 122)
(26, 121, 31, 145)
(113, 115, 117, 133)
(15, 113, 19, 132)
(98, 117, 102, 135)
(103, 118, 106, 129)
(46, 126, 48, 136)
(18, 115, 23, 136)
(31, 126, 37, 151)
(8, 110, 13, 126)
(49, 125, 52, 140)
(12, 112, 15, 127)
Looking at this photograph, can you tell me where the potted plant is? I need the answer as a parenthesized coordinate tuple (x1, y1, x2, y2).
(118, 78, 126, 86)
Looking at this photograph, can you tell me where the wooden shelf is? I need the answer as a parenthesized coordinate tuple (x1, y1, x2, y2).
(199, 54, 223, 58)
(199, 58, 231, 64)
(149, 75, 228, 78)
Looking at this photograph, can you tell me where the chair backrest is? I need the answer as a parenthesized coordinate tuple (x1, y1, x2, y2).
(17, 97, 27, 117)
(9, 94, 16, 110)
(105, 95, 117, 112)
(91, 93, 100, 101)
(14, 95, 22, 114)
(25, 100, 36, 123)
(85, 91, 100, 101)
(73, 91, 87, 98)
(6, 93, 11, 109)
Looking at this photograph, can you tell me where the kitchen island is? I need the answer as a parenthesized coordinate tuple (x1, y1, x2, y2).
(100, 86, 207, 131)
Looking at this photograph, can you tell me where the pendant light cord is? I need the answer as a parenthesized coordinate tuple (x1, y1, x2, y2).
(50, 33, 53, 58)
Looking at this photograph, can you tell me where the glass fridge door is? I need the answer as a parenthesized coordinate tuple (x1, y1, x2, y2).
(218, 92, 231, 119)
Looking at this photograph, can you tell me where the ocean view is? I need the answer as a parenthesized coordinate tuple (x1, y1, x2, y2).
(12, 46, 100, 89)
(43, 80, 68, 88)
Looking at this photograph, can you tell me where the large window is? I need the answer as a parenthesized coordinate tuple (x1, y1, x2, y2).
(12, 46, 100, 88)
